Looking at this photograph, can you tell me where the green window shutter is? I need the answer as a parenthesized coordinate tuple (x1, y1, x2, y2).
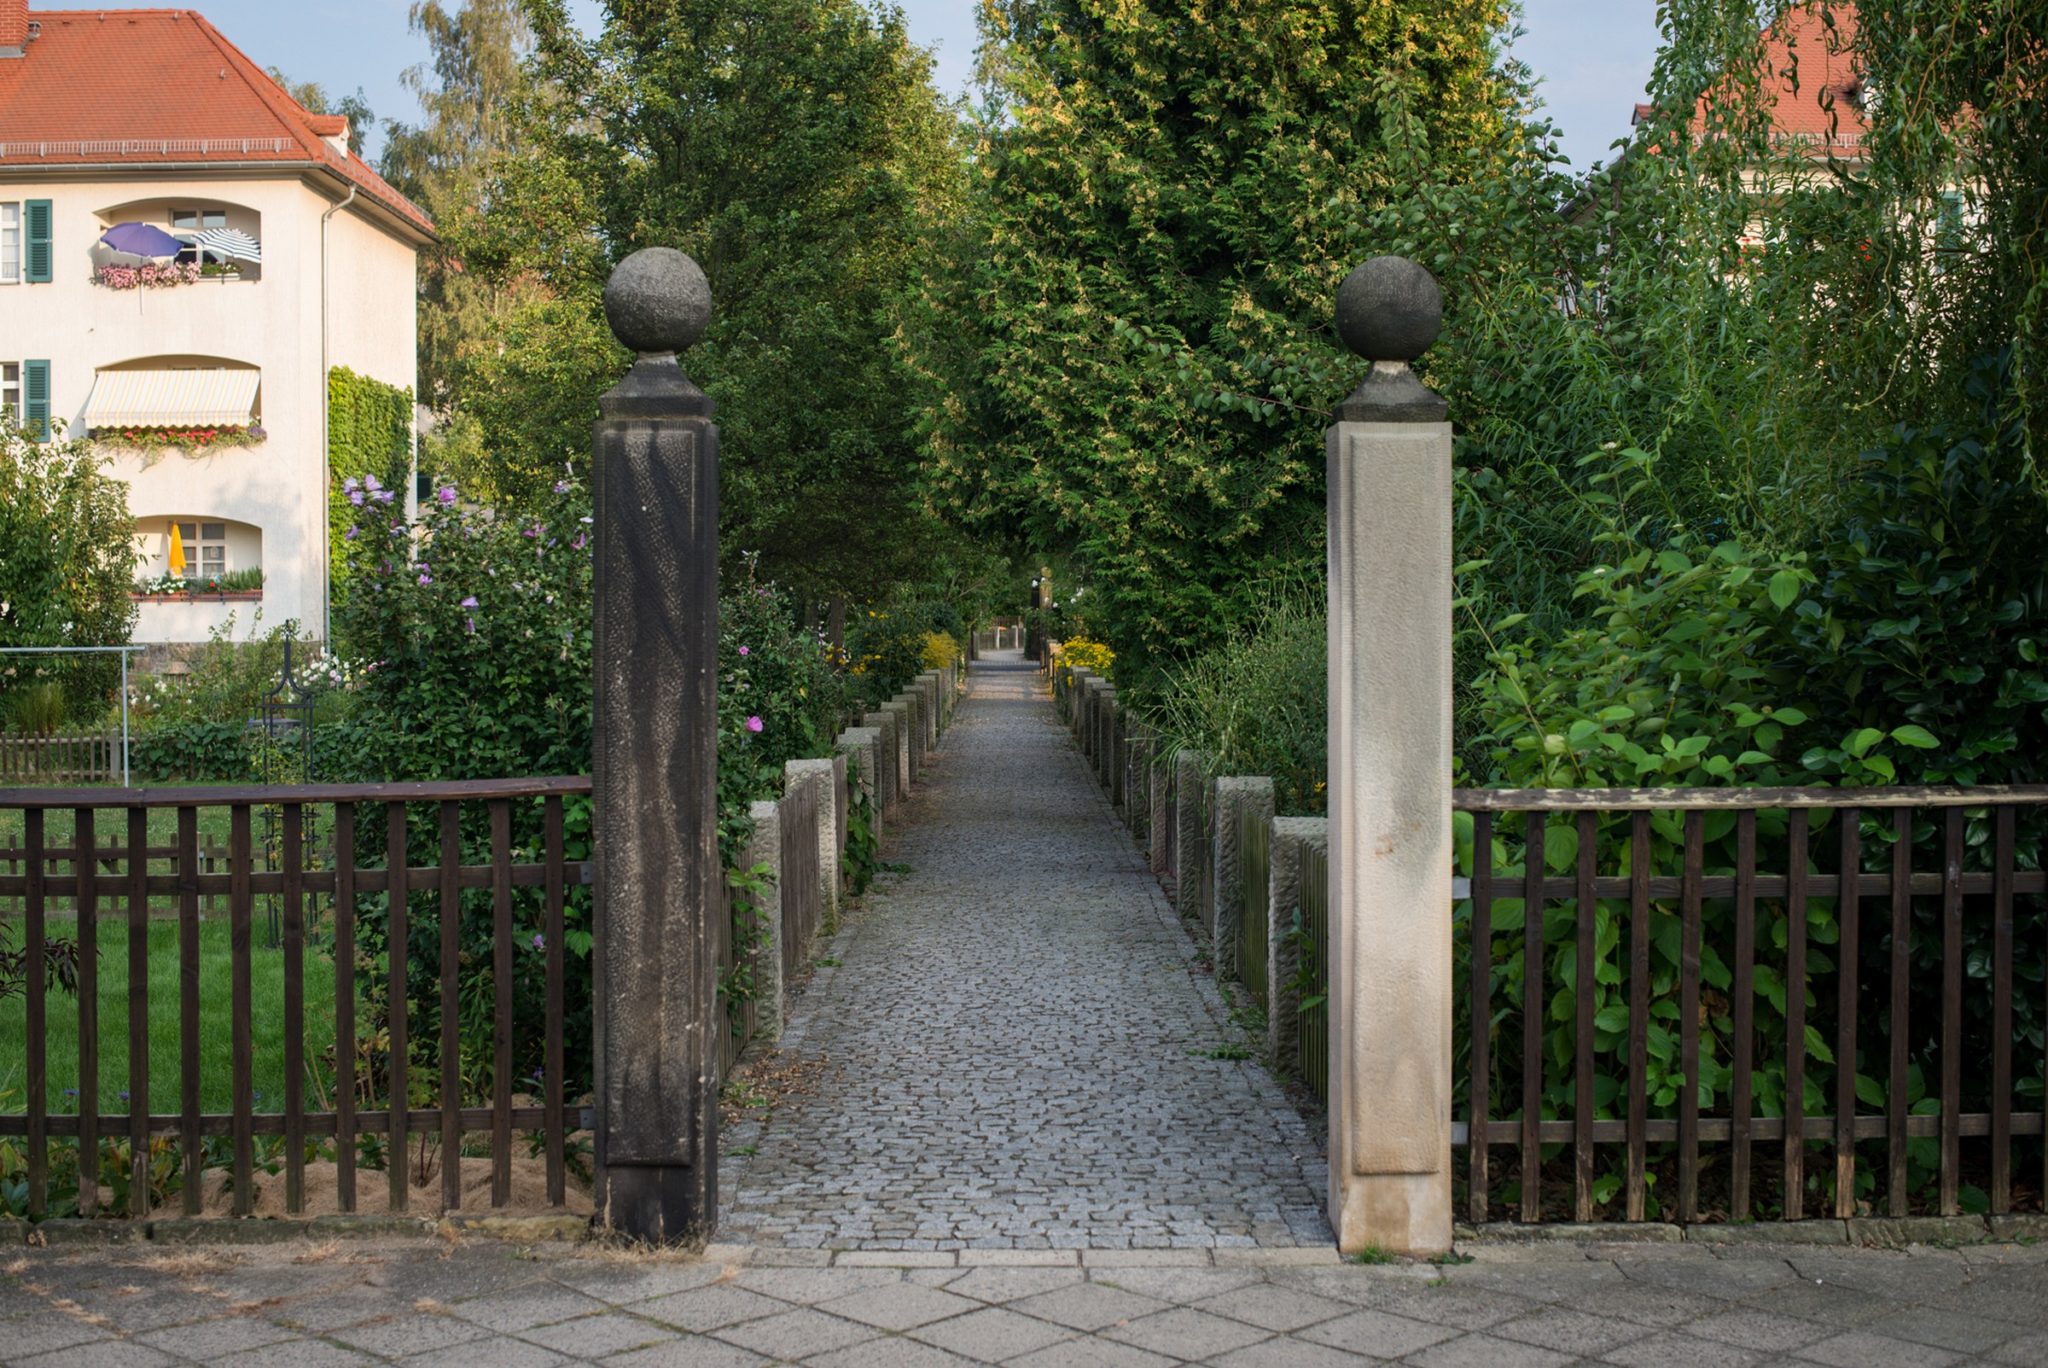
(23, 359, 50, 441)
(24, 199, 52, 282)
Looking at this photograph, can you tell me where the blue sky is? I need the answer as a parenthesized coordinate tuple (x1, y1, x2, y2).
(89, 0, 1663, 173)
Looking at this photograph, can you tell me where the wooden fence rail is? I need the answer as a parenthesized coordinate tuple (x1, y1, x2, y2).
(0, 774, 794, 1224)
(0, 733, 119, 786)
(1060, 656, 2048, 1228)
(1462, 791, 2048, 1227)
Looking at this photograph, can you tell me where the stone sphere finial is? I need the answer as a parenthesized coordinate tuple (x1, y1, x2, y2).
(604, 247, 711, 356)
(1335, 256, 1442, 364)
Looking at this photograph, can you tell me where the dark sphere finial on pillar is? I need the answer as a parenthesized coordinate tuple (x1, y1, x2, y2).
(1332, 255, 1448, 423)
(600, 248, 715, 418)
(604, 247, 712, 356)
(1335, 256, 1443, 363)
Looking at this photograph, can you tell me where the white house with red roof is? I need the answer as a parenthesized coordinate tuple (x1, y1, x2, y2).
(1631, 4, 1871, 167)
(0, 0, 432, 651)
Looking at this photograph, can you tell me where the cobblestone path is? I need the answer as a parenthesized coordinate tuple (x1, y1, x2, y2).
(718, 651, 1332, 1252)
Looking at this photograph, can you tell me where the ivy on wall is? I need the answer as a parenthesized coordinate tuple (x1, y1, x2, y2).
(327, 366, 414, 630)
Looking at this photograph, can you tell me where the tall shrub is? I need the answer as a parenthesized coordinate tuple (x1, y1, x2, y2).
(906, 0, 1511, 685)
(0, 426, 138, 714)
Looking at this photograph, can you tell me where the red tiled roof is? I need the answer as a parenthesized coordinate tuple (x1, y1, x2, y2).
(1633, 4, 1869, 156)
(0, 7, 434, 237)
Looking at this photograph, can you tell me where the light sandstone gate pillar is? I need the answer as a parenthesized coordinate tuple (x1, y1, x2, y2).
(590, 248, 720, 1245)
(1326, 256, 1453, 1256)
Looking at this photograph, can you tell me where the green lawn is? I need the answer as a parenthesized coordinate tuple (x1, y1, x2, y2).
(0, 917, 337, 1115)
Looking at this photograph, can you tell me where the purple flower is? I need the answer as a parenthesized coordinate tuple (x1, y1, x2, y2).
(418, 572, 432, 586)
(374, 489, 396, 504)
(365, 474, 383, 491)
(570, 532, 586, 551)
(746, 715, 764, 734)
(345, 526, 359, 540)
(738, 645, 750, 657)
(460, 595, 478, 608)
(553, 480, 571, 494)
(532, 933, 545, 950)
(348, 490, 365, 506)
(343, 476, 361, 493)
(437, 485, 456, 505)
(465, 616, 476, 634)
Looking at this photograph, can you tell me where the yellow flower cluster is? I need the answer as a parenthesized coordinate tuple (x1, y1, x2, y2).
(1058, 637, 1115, 678)
(920, 631, 964, 671)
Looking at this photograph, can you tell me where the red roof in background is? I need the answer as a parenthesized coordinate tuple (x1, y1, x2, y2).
(0, 8, 433, 237)
(1633, 4, 1869, 156)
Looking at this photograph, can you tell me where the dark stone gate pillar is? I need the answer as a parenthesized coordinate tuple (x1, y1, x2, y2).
(591, 247, 720, 1245)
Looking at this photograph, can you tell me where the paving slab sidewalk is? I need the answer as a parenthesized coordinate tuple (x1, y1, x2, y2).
(9, 1234, 2048, 1365)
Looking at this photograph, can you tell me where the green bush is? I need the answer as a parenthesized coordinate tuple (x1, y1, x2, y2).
(330, 472, 862, 1125)
(4, 682, 66, 737)
(845, 606, 930, 706)
(1151, 579, 1326, 812)
(129, 720, 251, 782)
(0, 425, 138, 714)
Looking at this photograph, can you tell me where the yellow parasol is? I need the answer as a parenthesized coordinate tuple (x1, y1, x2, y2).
(167, 523, 186, 577)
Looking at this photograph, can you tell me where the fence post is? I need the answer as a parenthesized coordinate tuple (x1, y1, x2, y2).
(1326, 256, 1454, 1255)
(862, 710, 902, 813)
(838, 726, 883, 847)
(1212, 777, 1275, 982)
(1267, 817, 1328, 1073)
(881, 700, 914, 797)
(787, 758, 840, 929)
(746, 799, 784, 1043)
(1173, 750, 1207, 919)
(590, 247, 720, 1246)
(1149, 746, 1172, 875)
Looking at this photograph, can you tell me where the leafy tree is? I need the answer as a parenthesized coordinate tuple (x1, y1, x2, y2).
(905, 0, 1513, 686)
(453, 0, 967, 605)
(379, 0, 536, 409)
(266, 68, 374, 156)
(0, 426, 138, 715)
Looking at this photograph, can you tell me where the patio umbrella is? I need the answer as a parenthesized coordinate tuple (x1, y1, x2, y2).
(167, 524, 187, 578)
(98, 221, 185, 259)
(178, 228, 262, 264)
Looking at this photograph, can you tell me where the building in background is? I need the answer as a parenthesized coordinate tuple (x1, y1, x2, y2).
(0, 1, 431, 652)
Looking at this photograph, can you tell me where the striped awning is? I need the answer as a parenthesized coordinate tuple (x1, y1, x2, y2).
(175, 228, 263, 264)
(84, 368, 260, 429)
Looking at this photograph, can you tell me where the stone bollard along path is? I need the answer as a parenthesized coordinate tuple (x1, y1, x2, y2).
(718, 650, 1333, 1252)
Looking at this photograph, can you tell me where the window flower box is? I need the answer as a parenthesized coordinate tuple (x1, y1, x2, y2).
(96, 423, 266, 455)
(93, 262, 204, 289)
(131, 589, 264, 603)
(132, 568, 264, 602)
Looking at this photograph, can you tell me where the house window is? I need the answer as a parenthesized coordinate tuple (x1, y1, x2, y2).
(0, 203, 18, 283)
(0, 363, 17, 421)
(173, 520, 228, 580)
(171, 208, 231, 266)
